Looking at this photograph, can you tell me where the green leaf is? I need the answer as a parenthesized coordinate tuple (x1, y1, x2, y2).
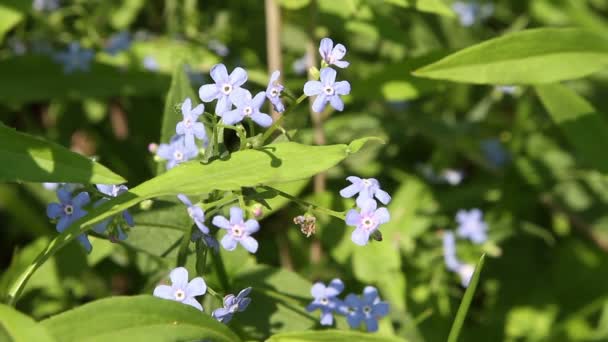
(536, 83, 608, 173)
(40, 296, 240, 342)
(0, 304, 56, 342)
(267, 330, 406, 341)
(413, 28, 608, 84)
(447, 254, 486, 342)
(0, 1, 28, 43)
(0, 123, 125, 184)
(383, 0, 454, 17)
(279, 0, 310, 10)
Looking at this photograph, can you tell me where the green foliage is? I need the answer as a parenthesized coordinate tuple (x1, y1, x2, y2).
(447, 254, 485, 342)
(267, 329, 407, 341)
(0, 304, 56, 342)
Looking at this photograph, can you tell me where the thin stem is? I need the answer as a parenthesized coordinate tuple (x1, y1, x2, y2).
(260, 94, 307, 145)
(206, 285, 225, 301)
(261, 185, 346, 220)
(212, 251, 231, 291)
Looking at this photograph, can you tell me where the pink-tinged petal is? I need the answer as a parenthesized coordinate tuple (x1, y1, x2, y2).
(229, 207, 244, 224)
(351, 228, 370, 246)
(374, 207, 390, 225)
(333, 81, 351, 95)
(345, 209, 361, 226)
(181, 98, 192, 115)
(176, 121, 185, 135)
(186, 277, 207, 297)
(193, 123, 207, 140)
(319, 38, 333, 59)
(199, 84, 219, 102)
(240, 236, 259, 253)
(170, 267, 189, 287)
(153, 285, 174, 299)
(303, 80, 322, 96)
(311, 282, 326, 298)
(221, 109, 243, 125)
(182, 297, 203, 311)
(252, 91, 266, 109)
(375, 189, 391, 205)
(46, 203, 62, 219)
(251, 112, 272, 127)
(215, 95, 231, 115)
(229, 67, 248, 86)
(320, 67, 336, 84)
(333, 60, 350, 68)
(76, 234, 92, 253)
(311, 94, 327, 113)
(329, 96, 344, 111)
(339, 183, 362, 198)
(331, 43, 347, 60)
(210, 63, 229, 83)
(320, 311, 334, 326)
(191, 103, 205, 117)
(221, 234, 238, 251)
(212, 215, 231, 229)
(56, 216, 72, 232)
(244, 219, 259, 233)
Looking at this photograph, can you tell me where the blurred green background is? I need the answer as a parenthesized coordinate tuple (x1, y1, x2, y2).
(2, 0, 608, 341)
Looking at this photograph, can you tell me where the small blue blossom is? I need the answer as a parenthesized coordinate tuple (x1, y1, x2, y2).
(156, 135, 199, 170)
(452, 2, 494, 27)
(105, 31, 131, 55)
(176, 98, 207, 149)
(456, 209, 488, 244)
(177, 194, 209, 234)
(153, 267, 207, 311)
(340, 176, 391, 208)
(198, 63, 248, 115)
(192, 229, 220, 253)
(33, 0, 59, 11)
(212, 207, 260, 253)
(341, 286, 389, 332)
(481, 138, 509, 167)
(304, 67, 350, 113)
(442, 231, 461, 272)
(223, 90, 272, 127)
(292, 54, 310, 75)
(93, 184, 134, 241)
(266, 70, 285, 113)
(306, 278, 344, 326)
(46, 189, 93, 252)
(212, 287, 252, 323)
(54, 43, 94, 74)
(345, 200, 390, 246)
(456, 263, 475, 287)
(208, 39, 230, 57)
(143, 55, 159, 71)
(319, 37, 349, 68)
(441, 169, 464, 186)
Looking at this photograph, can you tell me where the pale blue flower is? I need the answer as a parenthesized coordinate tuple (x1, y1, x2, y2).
(266, 70, 285, 112)
(178, 194, 208, 234)
(339, 176, 391, 207)
(54, 43, 94, 73)
(46, 189, 92, 252)
(105, 31, 131, 55)
(319, 38, 349, 68)
(442, 231, 461, 272)
(345, 200, 390, 246)
(208, 39, 230, 57)
(198, 63, 248, 115)
(306, 279, 344, 326)
(304, 67, 350, 113)
(143, 55, 159, 71)
(153, 267, 207, 311)
(212, 207, 260, 253)
(292, 54, 310, 75)
(452, 2, 493, 27)
(33, 0, 59, 11)
(456, 209, 487, 244)
(176, 98, 207, 149)
(93, 184, 134, 240)
(212, 287, 252, 323)
(223, 90, 272, 127)
(341, 287, 389, 332)
(156, 135, 198, 170)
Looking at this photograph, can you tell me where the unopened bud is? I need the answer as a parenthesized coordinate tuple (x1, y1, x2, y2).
(251, 204, 263, 218)
(308, 66, 320, 80)
(139, 199, 154, 210)
(148, 143, 158, 153)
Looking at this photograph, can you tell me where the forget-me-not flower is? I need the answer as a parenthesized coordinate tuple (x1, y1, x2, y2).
(442, 231, 460, 272)
(177, 194, 209, 234)
(93, 184, 134, 240)
(198, 63, 248, 115)
(319, 38, 349, 68)
(33, 0, 59, 11)
(212, 287, 252, 323)
(266, 70, 285, 113)
(292, 54, 311, 75)
(54, 42, 94, 73)
(342, 286, 389, 332)
(455, 209, 488, 244)
(452, 2, 494, 27)
(46, 189, 93, 252)
(340, 176, 391, 208)
(306, 278, 344, 326)
(208, 39, 230, 57)
(304, 67, 350, 113)
(143, 55, 159, 71)
(105, 31, 131, 55)
(153, 267, 207, 311)
(157, 135, 198, 170)
(176, 98, 207, 149)
(345, 200, 390, 246)
(212, 207, 260, 253)
(223, 90, 272, 127)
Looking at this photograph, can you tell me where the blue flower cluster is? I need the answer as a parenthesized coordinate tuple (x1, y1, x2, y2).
(340, 177, 392, 245)
(306, 279, 389, 332)
(452, 1, 494, 27)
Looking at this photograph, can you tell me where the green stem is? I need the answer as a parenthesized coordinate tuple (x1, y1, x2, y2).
(260, 93, 307, 145)
(261, 185, 346, 220)
(176, 225, 195, 267)
(212, 251, 231, 291)
(206, 285, 225, 301)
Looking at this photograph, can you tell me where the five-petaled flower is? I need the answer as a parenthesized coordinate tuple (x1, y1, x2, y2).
(303, 67, 350, 113)
(319, 37, 349, 68)
(153, 267, 207, 311)
(345, 200, 390, 246)
(93, 184, 134, 241)
(455, 209, 487, 244)
(156, 135, 198, 170)
(223, 90, 272, 127)
(54, 42, 94, 73)
(212, 207, 260, 253)
(212, 287, 252, 323)
(339, 176, 391, 208)
(306, 278, 344, 326)
(198, 63, 248, 115)
(341, 286, 389, 332)
(178, 194, 209, 234)
(266, 70, 285, 113)
(176, 98, 207, 149)
(46, 188, 93, 252)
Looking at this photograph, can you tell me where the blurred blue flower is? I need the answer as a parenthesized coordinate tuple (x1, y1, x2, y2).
(143, 55, 159, 71)
(306, 278, 344, 326)
(105, 31, 131, 55)
(442, 231, 461, 272)
(481, 138, 509, 167)
(340, 176, 391, 208)
(178, 194, 209, 234)
(176, 98, 207, 149)
(456, 209, 488, 244)
(345, 200, 390, 246)
(304, 67, 350, 113)
(198, 63, 248, 115)
(223, 90, 272, 127)
(212, 207, 260, 253)
(46, 189, 93, 252)
(456, 263, 475, 287)
(93, 184, 134, 241)
(54, 42, 94, 73)
(497, 85, 518, 95)
(452, 2, 494, 27)
(266, 70, 285, 113)
(156, 135, 198, 170)
(342, 286, 389, 332)
(292, 54, 310, 75)
(192, 229, 220, 253)
(208, 39, 230, 57)
(153, 267, 207, 311)
(212, 287, 252, 323)
(33, 0, 59, 11)
(319, 37, 349, 68)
